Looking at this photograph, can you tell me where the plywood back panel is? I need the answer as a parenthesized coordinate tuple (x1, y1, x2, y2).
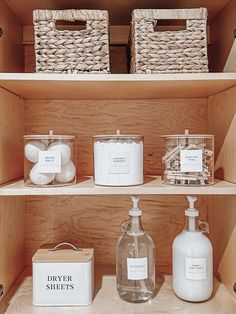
(208, 86, 236, 183)
(210, 0, 236, 72)
(25, 195, 208, 274)
(0, 88, 25, 301)
(0, 1, 24, 72)
(0, 88, 24, 185)
(208, 195, 236, 299)
(0, 197, 25, 302)
(208, 85, 236, 298)
(224, 39, 236, 72)
(25, 98, 208, 176)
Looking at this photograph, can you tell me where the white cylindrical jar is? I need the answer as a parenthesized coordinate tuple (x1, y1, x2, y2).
(93, 131, 143, 186)
(24, 131, 76, 187)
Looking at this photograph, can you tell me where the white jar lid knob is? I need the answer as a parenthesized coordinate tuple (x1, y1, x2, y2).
(116, 130, 121, 135)
(49, 130, 54, 136)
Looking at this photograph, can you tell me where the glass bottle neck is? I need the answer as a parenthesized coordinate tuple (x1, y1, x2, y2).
(127, 216, 144, 235)
(185, 216, 199, 232)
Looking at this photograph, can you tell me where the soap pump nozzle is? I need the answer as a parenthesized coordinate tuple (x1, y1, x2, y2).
(185, 196, 198, 216)
(187, 195, 197, 210)
(185, 196, 199, 232)
(129, 196, 142, 217)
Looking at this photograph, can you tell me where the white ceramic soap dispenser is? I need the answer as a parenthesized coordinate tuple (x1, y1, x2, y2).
(172, 196, 213, 302)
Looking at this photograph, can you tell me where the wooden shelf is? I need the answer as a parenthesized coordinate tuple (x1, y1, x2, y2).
(2, 267, 236, 314)
(0, 177, 236, 196)
(0, 73, 236, 100)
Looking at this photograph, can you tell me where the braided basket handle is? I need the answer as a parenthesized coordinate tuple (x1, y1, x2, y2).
(33, 9, 108, 22)
(132, 8, 207, 21)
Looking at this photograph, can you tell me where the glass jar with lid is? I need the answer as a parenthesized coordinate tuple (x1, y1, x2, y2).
(162, 130, 214, 186)
(24, 131, 76, 187)
(93, 130, 144, 186)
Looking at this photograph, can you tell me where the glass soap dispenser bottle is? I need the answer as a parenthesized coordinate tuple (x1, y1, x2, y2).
(172, 196, 213, 302)
(116, 196, 155, 303)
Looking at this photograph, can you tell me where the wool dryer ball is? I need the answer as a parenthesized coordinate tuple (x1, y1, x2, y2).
(25, 141, 47, 163)
(29, 163, 55, 185)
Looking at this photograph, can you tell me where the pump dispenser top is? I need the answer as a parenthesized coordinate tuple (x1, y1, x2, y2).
(129, 196, 142, 217)
(185, 196, 199, 232)
(185, 196, 198, 217)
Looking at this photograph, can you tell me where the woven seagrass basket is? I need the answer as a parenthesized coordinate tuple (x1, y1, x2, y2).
(33, 9, 110, 73)
(130, 8, 208, 74)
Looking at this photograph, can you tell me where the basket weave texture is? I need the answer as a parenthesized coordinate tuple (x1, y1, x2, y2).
(130, 8, 208, 74)
(33, 9, 110, 73)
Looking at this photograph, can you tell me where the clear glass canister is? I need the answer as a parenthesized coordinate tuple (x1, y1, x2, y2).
(162, 131, 214, 186)
(24, 132, 76, 187)
(93, 130, 144, 186)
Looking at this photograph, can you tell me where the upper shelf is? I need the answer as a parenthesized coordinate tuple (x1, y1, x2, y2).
(0, 177, 236, 196)
(0, 73, 236, 100)
(5, 0, 231, 25)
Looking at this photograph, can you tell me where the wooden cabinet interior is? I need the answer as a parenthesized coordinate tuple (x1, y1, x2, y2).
(0, 0, 235, 311)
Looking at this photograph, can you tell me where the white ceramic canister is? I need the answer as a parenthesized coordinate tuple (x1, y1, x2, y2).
(32, 243, 94, 306)
(93, 131, 144, 186)
(24, 131, 76, 187)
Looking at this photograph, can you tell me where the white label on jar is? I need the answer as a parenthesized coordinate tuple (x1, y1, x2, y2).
(108, 151, 130, 174)
(38, 151, 61, 173)
(185, 257, 206, 280)
(127, 257, 148, 280)
(180, 149, 203, 172)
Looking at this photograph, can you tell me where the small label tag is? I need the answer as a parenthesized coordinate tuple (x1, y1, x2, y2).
(185, 257, 206, 280)
(180, 149, 203, 172)
(38, 151, 61, 173)
(108, 151, 130, 174)
(127, 257, 148, 280)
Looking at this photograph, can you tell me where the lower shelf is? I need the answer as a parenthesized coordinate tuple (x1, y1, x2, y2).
(0, 176, 236, 195)
(2, 267, 236, 314)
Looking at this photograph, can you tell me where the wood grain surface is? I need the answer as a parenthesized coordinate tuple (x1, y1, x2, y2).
(224, 39, 236, 72)
(0, 88, 24, 184)
(25, 195, 208, 273)
(208, 86, 236, 183)
(0, 1, 24, 72)
(4, 271, 236, 314)
(208, 195, 236, 299)
(210, 0, 236, 72)
(0, 0, 236, 309)
(1, 177, 236, 196)
(25, 98, 208, 177)
(0, 197, 25, 303)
